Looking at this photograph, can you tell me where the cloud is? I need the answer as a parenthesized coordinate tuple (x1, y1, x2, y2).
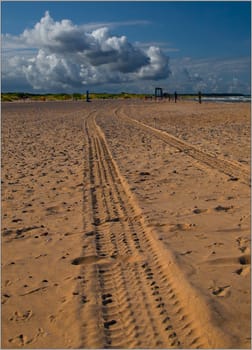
(2, 11, 170, 91)
(3, 11, 249, 94)
(165, 56, 251, 94)
(84, 27, 150, 73)
(135, 41, 180, 53)
(137, 46, 170, 80)
(82, 19, 151, 32)
(180, 68, 203, 83)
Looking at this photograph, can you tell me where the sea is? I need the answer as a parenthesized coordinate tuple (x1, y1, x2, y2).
(193, 95, 251, 103)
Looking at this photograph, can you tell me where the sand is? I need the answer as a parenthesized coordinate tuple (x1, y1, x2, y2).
(1, 99, 250, 349)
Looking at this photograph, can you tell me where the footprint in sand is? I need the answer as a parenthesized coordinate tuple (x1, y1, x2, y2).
(214, 205, 233, 212)
(9, 310, 33, 322)
(169, 223, 196, 232)
(49, 314, 56, 323)
(238, 254, 251, 265)
(193, 208, 208, 214)
(8, 334, 31, 346)
(210, 285, 231, 297)
(236, 236, 250, 253)
(234, 265, 250, 276)
(2, 293, 11, 304)
(207, 242, 224, 249)
(8, 328, 46, 346)
(180, 250, 193, 256)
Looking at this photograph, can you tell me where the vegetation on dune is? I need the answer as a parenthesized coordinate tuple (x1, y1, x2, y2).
(2, 92, 247, 102)
(1, 92, 151, 102)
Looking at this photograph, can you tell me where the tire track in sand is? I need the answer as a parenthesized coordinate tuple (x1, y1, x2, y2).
(116, 108, 250, 186)
(73, 111, 234, 348)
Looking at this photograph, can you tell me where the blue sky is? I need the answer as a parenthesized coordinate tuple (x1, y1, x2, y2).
(2, 1, 251, 94)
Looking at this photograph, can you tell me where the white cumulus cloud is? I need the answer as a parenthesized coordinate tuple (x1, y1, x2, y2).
(166, 57, 251, 94)
(2, 11, 170, 91)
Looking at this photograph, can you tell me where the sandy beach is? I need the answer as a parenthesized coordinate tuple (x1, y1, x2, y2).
(1, 99, 250, 349)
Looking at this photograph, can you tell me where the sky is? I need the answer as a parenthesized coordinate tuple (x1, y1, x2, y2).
(1, 1, 251, 94)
